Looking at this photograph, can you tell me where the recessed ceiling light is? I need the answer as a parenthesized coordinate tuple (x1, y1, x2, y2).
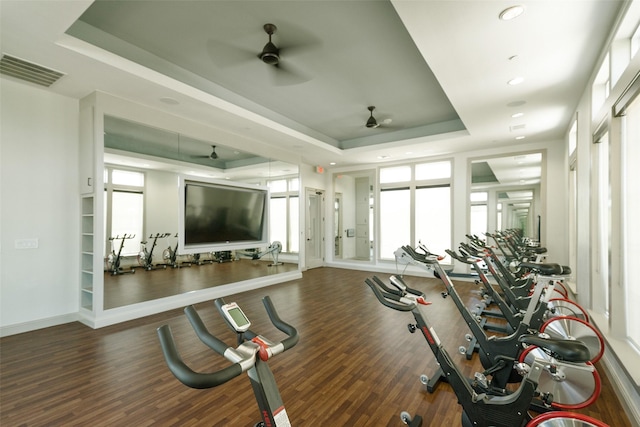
(508, 77, 524, 85)
(515, 135, 526, 140)
(499, 5, 524, 21)
(511, 112, 524, 118)
(329, 162, 336, 166)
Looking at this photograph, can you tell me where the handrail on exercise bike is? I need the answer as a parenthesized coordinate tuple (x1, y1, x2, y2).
(157, 296, 298, 390)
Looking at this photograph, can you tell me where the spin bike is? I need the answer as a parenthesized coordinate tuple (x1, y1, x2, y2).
(137, 232, 170, 271)
(365, 276, 610, 427)
(107, 234, 135, 275)
(162, 233, 191, 268)
(395, 246, 602, 410)
(449, 247, 592, 338)
(157, 296, 303, 427)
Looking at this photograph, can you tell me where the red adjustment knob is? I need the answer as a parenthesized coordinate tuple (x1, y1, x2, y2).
(252, 337, 270, 361)
(416, 297, 432, 306)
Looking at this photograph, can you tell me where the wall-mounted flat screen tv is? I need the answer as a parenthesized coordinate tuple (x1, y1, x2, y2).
(178, 176, 269, 254)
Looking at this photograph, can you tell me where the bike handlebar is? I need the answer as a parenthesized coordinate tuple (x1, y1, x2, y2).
(365, 278, 416, 312)
(261, 296, 299, 351)
(157, 296, 298, 390)
(157, 325, 243, 389)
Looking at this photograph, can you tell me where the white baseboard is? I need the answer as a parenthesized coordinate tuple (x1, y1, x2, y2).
(0, 312, 79, 337)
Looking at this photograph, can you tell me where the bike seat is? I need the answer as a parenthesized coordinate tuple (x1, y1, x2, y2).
(519, 262, 571, 276)
(519, 335, 591, 363)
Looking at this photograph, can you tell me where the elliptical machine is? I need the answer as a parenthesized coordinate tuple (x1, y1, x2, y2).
(365, 275, 610, 427)
(157, 296, 303, 427)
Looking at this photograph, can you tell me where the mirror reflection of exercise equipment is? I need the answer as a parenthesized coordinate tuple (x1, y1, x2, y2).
(138, 233, 170, 271)
(107, 234, 136, 275)
(470, 153, 542, 241)
(162, 234, 191, 268)
(101, 115, 300, 311)
(236, 241, 284, 266)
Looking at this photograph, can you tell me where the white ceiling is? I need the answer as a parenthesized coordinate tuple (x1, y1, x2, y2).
(0, 1, 625, 174)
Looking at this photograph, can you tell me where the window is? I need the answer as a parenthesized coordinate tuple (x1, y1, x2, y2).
(380, 165, 411, 183)
(415, 185, 451, 261)
(104, 168, 145, 257)
(268, 177, 299, 253)
(592, 54, 610, 116)
(590, 131, 610, 318)
(568, 118, 578, 156)
(470, 192, 488, 241)
(623, 94, 640, 349)
(632, 21, 640, 59)
(415, 161, 451, 180)
(379, 187, 410, 258)
(379, 161, 452, 261)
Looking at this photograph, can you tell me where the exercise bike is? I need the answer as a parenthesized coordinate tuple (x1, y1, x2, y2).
(365, 276, 610, 427)
(137, 232, 170, 271)
(162, 233, 191, 268)
(157, 296, 304, 427)
(106, 234, 135, 275)
(394, 246, 602, 410)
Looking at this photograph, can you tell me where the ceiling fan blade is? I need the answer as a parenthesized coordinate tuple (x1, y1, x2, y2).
(206, 39, 257, 68)
(268, 62, 310, 86)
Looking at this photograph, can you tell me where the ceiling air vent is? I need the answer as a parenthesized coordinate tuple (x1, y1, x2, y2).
(0, 54, 64, 87)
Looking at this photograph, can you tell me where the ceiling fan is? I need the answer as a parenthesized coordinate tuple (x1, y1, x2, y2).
(366, 106, 392, 128)
(259, 23, 280, 65)
(194, 145, 219, 160)
(207, 23, 316, 85)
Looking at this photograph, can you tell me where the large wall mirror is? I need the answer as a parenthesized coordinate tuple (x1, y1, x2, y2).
(102, 115, 299, 310)
(470, 152, 542, 243)
(332, 170, 375, 262)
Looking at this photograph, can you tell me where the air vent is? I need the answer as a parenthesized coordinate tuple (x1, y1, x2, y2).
(509, 124, 526, 132)
(0, 54, 64, 87)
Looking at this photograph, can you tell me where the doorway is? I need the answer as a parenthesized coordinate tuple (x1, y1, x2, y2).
(305, 188, 325, 269)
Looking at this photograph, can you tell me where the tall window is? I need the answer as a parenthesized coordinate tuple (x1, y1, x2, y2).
(379, 161, 451, 261)
(591, 131, 610, 318)
(470, 192, 488, 241)
(104, 168, 145, 257)
(268, 177, 299, 253)
(623, 94, 640, 350)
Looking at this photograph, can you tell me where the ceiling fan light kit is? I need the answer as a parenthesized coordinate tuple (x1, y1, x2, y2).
(260, 23, 280, 65)
(366, 106, 379, 128)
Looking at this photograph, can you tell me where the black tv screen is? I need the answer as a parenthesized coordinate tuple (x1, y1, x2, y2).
(179, 177, 269, 253)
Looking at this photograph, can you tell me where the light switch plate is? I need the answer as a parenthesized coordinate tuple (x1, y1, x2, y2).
(15, 238, 38, 249)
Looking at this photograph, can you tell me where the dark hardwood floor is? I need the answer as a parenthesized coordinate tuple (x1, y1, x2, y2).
(104, 259, 299, 309)
(1, 267, 632, 426)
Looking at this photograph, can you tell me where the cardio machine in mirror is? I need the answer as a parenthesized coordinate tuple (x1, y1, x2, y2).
(102, 115, 300, 310)
(469, 152, 542, 243)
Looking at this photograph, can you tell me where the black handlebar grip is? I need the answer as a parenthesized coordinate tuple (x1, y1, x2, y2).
(372, 275, 403, 296)
(445, 249, 471, 264)
(184, 305, 230, 355)
(364, 278, 414, 312)
(262, 296, 299, 351)
(157, 325, 243, 389)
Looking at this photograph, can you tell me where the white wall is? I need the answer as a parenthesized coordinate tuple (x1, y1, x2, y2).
(1, 78, 80, 332)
